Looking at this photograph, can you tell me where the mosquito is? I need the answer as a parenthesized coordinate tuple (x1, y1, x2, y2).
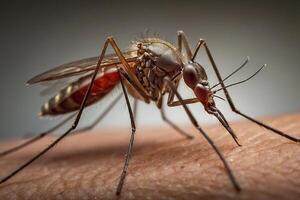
(0, 31, 299, 195)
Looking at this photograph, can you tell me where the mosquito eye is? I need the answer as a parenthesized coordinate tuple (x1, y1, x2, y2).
(183, 63, 198, 89)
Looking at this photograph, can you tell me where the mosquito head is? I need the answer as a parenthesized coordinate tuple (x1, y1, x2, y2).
(183, 61, 216, 112)
(183, 61, 208, 88)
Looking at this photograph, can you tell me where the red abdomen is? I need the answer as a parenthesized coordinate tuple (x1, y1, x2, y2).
(40, 69, 120, 116)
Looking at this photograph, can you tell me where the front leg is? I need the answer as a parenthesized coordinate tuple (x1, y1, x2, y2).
(161, 96, 194, 139)
(166, 72, 200, 107)
(168, 97, 200, 107)
(166, 77, 241, 146)
(164, 77, 241, 192)
(177, 30, 193, 60)
(192, 38, 299, 142)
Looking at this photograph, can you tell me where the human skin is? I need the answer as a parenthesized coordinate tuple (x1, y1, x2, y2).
(0, 113, 299, 200)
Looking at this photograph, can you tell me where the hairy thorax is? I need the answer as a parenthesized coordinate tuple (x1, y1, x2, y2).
(130, 38, 183, 105)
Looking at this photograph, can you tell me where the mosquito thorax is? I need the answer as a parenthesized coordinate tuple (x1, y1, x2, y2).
(150, 46, 181, 72)
(133, 38, 184, 101)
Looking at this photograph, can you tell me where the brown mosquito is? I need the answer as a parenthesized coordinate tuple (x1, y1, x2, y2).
(0, 31, 299, 195)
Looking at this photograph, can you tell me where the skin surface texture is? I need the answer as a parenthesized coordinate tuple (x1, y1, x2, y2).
(0, 113, 299, 200)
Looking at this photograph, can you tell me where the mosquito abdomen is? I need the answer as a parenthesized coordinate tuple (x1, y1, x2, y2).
(40, 70, 120, 116)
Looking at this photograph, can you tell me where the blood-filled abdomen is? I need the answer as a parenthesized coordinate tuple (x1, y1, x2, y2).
(40, 69, 120, 116)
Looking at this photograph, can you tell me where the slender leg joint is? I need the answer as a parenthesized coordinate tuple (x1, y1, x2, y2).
(116, 72, 137, 196)
(160, 105, 194, 139)
(164, 77, 241, 192)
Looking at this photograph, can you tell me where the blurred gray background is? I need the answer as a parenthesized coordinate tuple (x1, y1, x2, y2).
(0, 0, 299, 139)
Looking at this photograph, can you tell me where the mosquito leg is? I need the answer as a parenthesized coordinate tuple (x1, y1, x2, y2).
(160, 103, 194, 139)
(0, 92, 123, 158)
(72, 93, 123, 134)
(196, 40, 299, 143)
(69, 36, 149, 195)
(106, 37, 149, 102)
(0, 113, 75, 158)
(167, 89, 241, 145)
(116, 72, 136, 196)
(0, 37, 113, 185)
(133, 98, 138, 125)
(177, 30, 193, 60)
(164, 77, 241, 192)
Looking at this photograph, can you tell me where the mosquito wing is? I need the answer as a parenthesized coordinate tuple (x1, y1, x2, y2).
(27, 51, 138, 85)
(38, 73, 93, 96)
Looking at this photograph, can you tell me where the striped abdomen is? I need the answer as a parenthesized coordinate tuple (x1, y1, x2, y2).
(40, 69, 120, 116)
